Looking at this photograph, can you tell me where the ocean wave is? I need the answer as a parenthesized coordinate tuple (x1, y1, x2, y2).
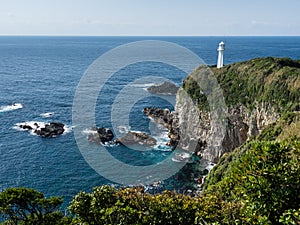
(62, 125, 73, 135)
(40, 112, 55, 118)
(102, 141, 118, 147)
(129, 83, 157, 88)
(153, 131, 172, 152)
(0, 103, 23, 113)
(82, 128, 98, 135)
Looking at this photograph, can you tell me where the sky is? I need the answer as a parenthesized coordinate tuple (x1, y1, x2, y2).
(0, 0, 300, 36)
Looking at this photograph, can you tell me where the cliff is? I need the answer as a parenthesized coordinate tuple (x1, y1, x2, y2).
(173, 57, 300, 162)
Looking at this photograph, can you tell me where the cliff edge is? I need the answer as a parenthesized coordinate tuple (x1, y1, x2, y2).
(173, 57, 300, 162)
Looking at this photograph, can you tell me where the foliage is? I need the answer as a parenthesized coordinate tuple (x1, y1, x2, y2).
(68, 185, 247, 225)
(183, 57, 300, 113)
(204, 140, 300, 224)
(279, 208, 300, 225)
(0, 187, 71, 225)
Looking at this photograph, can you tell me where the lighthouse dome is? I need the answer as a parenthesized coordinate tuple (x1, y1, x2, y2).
(218, 41, 225, 51)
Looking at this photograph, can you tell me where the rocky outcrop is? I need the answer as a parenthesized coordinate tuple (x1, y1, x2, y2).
(147, 82, 179, 95)
(114, 131, 157, 147)
(143, 107, 180, 147)
(88, 127, 114, 144)
(19, 122, 65, 137)
(86, 127, 157, 147)
(143, 107, 172, 129)
(36, 122, 65, 137)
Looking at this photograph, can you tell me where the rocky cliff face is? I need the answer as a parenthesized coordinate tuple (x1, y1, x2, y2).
(172, 57, 299, 162)
(174, 91, 279, 162)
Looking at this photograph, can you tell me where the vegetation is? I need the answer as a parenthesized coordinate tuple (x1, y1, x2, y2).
(68, 185, 248, 225)
(204, 140, 300, 224)
(183, 57, 300, 112)
(0, 187, 71, 224)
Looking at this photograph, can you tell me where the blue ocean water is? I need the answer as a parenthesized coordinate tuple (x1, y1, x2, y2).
(1, 36, 300, 206)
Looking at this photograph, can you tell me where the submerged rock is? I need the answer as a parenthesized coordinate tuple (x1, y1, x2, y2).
(114, 131, 157, 146)
(147, 81, 179, 95)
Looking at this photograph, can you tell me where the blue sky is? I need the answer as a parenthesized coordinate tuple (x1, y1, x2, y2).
(1, 0, 299, 36)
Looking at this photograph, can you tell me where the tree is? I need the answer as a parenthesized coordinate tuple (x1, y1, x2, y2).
(0, 187, 69, 224)
(205, 140, 300, 224)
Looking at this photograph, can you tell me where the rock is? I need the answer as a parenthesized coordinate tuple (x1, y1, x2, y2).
(147, 81, 179, 95)
(19, 124, 33, 130)
(143, 107, 172, 129)
(34, 122, 65, 137)
(144, 107, 180, 148)
(88, 127, 114, 144)
(97, 127, 114, 143)
(144, 107, 182, 148)
(114, 131, 157, 146)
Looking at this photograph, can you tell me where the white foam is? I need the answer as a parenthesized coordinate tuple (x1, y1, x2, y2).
(62, 125, 73, 135)
(40, 112, 54, 118)
(103, 141, 117, 147)
(129, 130, 144, 134)
(153, 131, 172, 152)
(13, 121, 46, 135)
(82, 128, 98, 135)
(0, 103, 23, 113)
(130, 83, 157, 88)
(172, 152, 192, 163)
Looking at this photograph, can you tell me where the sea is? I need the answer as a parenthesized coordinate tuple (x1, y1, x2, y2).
(1, 36, 300, 207)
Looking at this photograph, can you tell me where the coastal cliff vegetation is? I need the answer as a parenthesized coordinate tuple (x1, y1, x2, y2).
(1, 57, 299, 224)
(183, 57, 300, 112)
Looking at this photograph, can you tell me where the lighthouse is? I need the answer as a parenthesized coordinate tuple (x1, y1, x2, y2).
(217, 41, 225, 68)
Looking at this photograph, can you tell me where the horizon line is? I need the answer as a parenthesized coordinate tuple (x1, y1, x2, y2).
(0, 34, 300, 37)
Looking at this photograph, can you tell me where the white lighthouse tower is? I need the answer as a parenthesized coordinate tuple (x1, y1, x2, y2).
(217, 41, 225, 68)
